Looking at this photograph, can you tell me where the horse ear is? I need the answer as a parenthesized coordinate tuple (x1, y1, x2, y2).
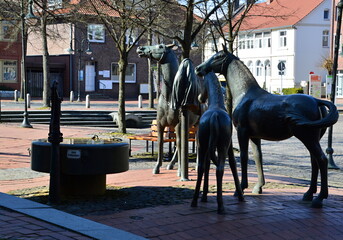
(222, 44, 228, 53)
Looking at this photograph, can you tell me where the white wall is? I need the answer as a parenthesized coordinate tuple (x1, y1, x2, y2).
(293, 0, 331, 86)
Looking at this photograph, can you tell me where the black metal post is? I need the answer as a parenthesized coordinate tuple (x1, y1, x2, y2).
(326, 0, 342, 169)
(48, 81, 63, 204)
(77, 50, 81, 102)
(0, 91, 2, 123)
(180, 107, 189, 181)
(20, 0, 32, 128)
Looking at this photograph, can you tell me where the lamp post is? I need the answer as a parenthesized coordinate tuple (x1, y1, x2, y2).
(68, 39, 92, 102)
(20, 0, 38, 128)
(191, 42, 199, 51)
(326, 0, 343, 169)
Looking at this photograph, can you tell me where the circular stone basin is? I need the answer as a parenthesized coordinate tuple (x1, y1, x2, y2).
(31, 138, 129, 196)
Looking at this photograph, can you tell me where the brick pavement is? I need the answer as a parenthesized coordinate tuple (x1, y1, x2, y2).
(91, 168, 343, 240)
(0, 206, 93, 240)
(0, 99, 343, 239)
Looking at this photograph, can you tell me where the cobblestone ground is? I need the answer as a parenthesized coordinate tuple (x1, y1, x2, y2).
(123, 117, 343, 189)
(241, 119, 343, 188)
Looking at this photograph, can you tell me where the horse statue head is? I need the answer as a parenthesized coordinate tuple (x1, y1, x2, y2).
(195, 45, 239, 77)
(137, 43, 176, 63)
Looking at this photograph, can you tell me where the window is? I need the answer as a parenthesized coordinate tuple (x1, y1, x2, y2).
(111, 63, 136, 83)
(255, 33, 262, 48)
(256, 60, 263, 76)
(264, 60, 271, 76)
(247, 61, 253, 74)
(238, 35, 246, 49)
(88, 24, 105, 43)
(0, 21, 16, 41)
(247, 34, 254, 49)
(0, 60, 17, 82)
(279, 31, 287, 47)
(322, 30, 329, 47)
(263, 32, 271, 48)
(125, 29, 139, 45)
(324, 9, 330, 20)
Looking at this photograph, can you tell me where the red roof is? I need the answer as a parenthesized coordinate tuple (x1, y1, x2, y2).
(50, 0, 121, 17)
(236, 0, 325, 31)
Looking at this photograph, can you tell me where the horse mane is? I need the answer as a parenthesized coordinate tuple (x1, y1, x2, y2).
(171, 58, 200, 110)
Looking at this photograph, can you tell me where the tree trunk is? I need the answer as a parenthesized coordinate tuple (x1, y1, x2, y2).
(156, 62, 161, 100)
(148, 57, 154, 108)
(117, 57, 127, 133)
(41, 6, 50, 107)
(182, 0, 194, 59)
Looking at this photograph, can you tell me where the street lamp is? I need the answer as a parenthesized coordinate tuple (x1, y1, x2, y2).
(191, 42, 199, 51)
(20, 0, 38, 128)
(68, 39, 92, 102)
(326, 0, 343, 169)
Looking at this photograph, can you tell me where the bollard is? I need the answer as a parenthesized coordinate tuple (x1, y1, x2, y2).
(14, 90, 18, 102)
(27, 93, 31, 108)
(70, 91, 74, 102)
(138, 94, 142, 108)
(85, 95, 90, 108)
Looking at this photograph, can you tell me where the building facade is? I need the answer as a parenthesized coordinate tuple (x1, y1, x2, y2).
(0, 20, 22, 92)
(27, 21, 148, 99)
(205, 0, 331, 94)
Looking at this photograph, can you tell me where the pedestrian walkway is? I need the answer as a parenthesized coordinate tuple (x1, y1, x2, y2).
(1, 97, 343, 111)
(0, 99, 343, 239)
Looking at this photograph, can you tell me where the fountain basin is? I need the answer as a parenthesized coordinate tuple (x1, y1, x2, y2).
(31, 138, 129, 195)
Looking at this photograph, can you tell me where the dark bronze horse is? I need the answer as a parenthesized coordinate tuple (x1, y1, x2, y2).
(191, 72, 244, 214)
(195, 47, 339, 208)
(137, 44, 202, 176)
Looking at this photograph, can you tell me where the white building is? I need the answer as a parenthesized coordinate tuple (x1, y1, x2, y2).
(206, 0, 331, 93)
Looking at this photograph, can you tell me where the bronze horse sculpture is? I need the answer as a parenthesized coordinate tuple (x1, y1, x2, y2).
(195, 47, 339, 208)
(191, 71, 244, 214)
(137, 44, 202, 177)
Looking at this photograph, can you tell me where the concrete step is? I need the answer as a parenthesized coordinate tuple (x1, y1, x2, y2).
(0, 110, 157, 128)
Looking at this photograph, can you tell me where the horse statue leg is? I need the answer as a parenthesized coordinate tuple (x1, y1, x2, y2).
(237, 130, 250, 192)
(154, 123, 165, 174)
(250, 138, 265, 194)
(191, 143, 206, 208)
(201, 158, 211, 203)
(301, 140, 328, 208)
(302, 153, 319, 202)
(175, 124, 182, 177)
(215, 149, 227, 214)
(166, 149, 178, 170)
(228, 143, 244, 201)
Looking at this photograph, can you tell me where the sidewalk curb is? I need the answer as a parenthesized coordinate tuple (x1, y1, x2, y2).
(0, 192, 147, 240)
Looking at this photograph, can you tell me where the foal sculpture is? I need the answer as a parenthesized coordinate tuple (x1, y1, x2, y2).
(191, 72, 244, 214)
(195, 46, 339, 208)
(137, 44, 202, 177)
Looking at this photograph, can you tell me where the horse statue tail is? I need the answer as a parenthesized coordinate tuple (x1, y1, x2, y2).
(171, 59, 199, 111)
(208, 112, 220, 166)
(289, 99, 339, 128)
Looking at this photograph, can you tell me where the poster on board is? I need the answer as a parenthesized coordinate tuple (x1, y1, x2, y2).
(309, 74, 321, 98)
